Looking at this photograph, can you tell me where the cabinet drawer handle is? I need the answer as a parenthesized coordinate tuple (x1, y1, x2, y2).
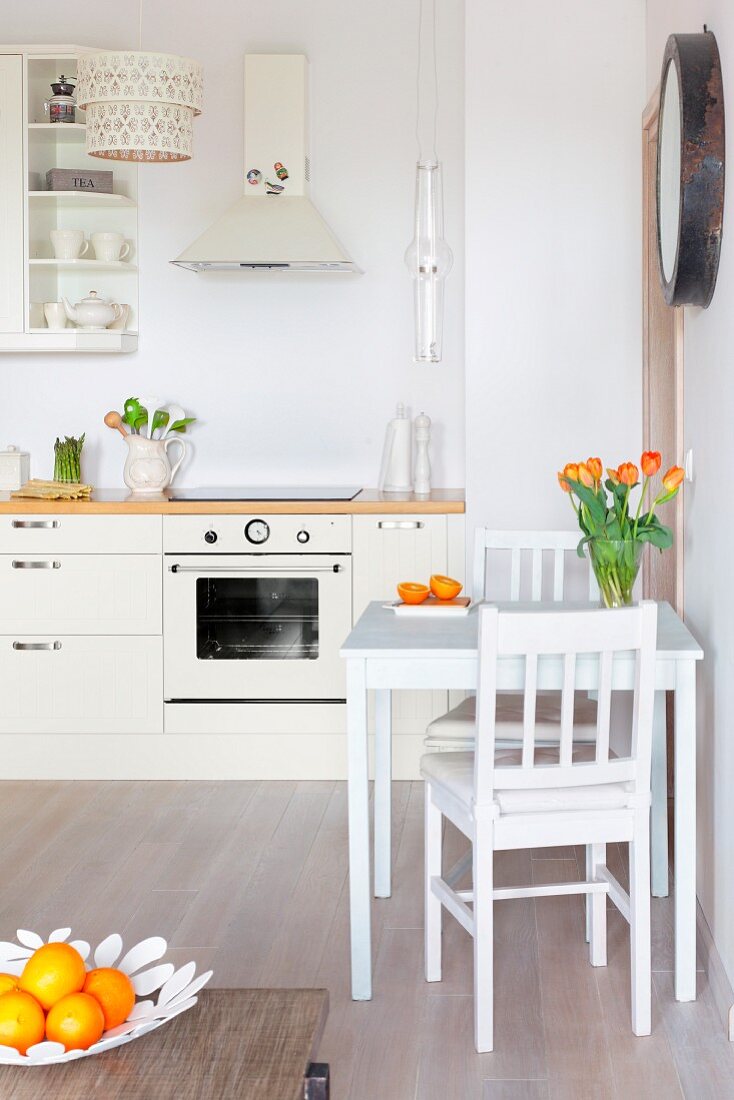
(377, 521, 424, 530)
(13, 641, 62, 651)
(11, 520, 60, 529)
(12, 560, 61, 569)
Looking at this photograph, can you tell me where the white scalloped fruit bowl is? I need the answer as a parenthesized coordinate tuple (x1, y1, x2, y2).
(0, 928, 213, 1065)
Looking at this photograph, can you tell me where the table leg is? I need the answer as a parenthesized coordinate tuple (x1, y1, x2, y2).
(674, 659, 697, 1002)
(651, 690, 669, 897)
(347, 658, 372, 1000)
(374, 689, 392, 898)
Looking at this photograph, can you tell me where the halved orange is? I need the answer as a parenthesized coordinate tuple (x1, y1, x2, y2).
(430, 574, 463, 600)
(397, 582, 430, 605)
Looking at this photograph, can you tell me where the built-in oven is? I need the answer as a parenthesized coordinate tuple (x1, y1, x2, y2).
(163, 515, 351, 702)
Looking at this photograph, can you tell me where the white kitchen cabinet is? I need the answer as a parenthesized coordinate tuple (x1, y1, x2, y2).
(0, 515, 161, 554)
(0, 55, 23, 333)
(0, 554, 161, 635)
(0, 635, 163, 733)
(352, 514, 453, 734)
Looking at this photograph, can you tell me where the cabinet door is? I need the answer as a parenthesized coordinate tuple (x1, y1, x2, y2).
(0, 636, 163, 733)
(352, 515, 448, 734)
(0, 56, 23, 333)
(0, 554, 162, 634)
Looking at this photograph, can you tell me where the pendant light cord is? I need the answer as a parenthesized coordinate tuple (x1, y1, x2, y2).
(415, 0, 439, 164)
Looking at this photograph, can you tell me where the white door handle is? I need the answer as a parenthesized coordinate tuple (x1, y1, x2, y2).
(11, 520, 60, 529)
(377, 521, 424, 530)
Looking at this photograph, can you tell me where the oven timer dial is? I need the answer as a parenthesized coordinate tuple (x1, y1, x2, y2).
(204, 530, 218, 544)
(244, 519, 270, 544)
(296, 529, 310, 544)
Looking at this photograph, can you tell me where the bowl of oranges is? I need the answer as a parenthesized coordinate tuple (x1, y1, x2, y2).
(0, 927, 213, 1065)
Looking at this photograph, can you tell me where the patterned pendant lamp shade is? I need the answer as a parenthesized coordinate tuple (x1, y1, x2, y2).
(76, 51, 203, 162)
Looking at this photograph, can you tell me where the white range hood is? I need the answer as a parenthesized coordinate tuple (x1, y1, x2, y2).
(172, 54, 360, 272)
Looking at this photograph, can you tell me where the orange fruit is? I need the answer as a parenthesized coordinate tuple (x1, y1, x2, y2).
(0, 974, 19, 996)
(19, 942, 86, 1011)
(45, 992, 104, 1052)
(0, 990, 46, 1055)
(83, 967, 135, 1030)
(397, 582, 430, 605)
(429, 574, 463, 600)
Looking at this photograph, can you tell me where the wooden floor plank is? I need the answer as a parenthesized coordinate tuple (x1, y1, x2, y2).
(531, 858, 616, 1099)
(654, 971, 734, 1099)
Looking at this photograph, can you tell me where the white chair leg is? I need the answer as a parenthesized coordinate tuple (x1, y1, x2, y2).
(588, 843, 607, 967)
(473, 816, 494, 1053)
(585, 845, 591, 944)
(630, 808, 652, 1035)
(424, 783, 442, 983)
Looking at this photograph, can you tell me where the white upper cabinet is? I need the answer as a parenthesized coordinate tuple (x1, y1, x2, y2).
(0, 55, 23, 333)
(0, 45, 138, 353)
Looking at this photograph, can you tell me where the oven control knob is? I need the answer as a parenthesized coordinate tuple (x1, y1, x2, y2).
(204, 530, 218, 544)
(296, 529, 310, 544)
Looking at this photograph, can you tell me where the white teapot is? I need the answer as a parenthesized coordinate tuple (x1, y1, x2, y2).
(63, 291, 121, 331)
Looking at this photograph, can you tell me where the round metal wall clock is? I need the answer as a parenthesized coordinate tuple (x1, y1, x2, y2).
(656, 30, 725, 307)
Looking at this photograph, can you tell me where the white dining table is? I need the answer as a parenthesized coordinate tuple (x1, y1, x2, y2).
(341, 599, 703, 1003)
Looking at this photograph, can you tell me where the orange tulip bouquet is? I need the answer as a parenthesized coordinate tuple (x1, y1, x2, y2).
(558, 452, 684, 608)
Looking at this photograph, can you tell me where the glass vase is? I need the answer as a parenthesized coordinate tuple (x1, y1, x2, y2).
(588, 539, 645, 609)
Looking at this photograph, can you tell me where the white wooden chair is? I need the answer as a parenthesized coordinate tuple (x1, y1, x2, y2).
(421, 601, 657, 1052)
(424, 528, 599, 751)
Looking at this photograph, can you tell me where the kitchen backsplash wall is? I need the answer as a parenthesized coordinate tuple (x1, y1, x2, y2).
(2, 0, 465, 488)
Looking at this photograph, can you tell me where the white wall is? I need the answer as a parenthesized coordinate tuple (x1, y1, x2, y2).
(647, 0, 734, 995)
(3, 0, 465, 489)
(465, 0, 646, 537)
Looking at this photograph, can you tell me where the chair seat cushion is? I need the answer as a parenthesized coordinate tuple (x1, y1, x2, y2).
(420, 748, 631, 815)
(424, 692, 598, 748)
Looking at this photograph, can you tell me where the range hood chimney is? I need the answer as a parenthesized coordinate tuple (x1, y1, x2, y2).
(172, 54, 361, 272)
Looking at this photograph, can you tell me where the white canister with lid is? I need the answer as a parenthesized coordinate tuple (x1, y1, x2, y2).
(0, 445, 30, 490)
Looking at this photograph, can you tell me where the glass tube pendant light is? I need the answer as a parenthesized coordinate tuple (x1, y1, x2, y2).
(404, 0, 453, 363)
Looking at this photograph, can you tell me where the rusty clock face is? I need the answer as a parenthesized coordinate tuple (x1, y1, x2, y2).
(656, 31, 725, 308)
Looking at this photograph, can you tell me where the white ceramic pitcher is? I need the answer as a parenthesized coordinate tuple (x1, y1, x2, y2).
(123, 434, 186, 493)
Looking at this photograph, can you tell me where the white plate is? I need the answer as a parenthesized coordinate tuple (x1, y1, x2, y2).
(384, 600, 472, 617)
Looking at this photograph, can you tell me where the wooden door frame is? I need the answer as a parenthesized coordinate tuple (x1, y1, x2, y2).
(642, 87, 685, 614)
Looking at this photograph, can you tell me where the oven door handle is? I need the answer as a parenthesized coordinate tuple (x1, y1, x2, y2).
(168, 564, 345, 574)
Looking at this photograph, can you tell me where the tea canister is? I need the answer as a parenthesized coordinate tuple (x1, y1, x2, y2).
(0, 445, 30, 491)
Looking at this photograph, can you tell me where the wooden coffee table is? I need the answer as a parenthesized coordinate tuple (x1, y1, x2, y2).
(0, 988, 329, 1099)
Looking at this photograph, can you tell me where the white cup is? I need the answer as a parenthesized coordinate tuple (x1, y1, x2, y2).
(92, 232, 130, 263)
(43, 302, 68, 329)
(50, 229, 88, 260)
(107, 303, 130, 330)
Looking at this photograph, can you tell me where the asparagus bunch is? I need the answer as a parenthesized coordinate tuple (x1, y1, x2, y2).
(53, 434, 85, 483)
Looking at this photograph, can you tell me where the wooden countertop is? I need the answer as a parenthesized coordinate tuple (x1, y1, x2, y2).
(0, 488, 465, 515)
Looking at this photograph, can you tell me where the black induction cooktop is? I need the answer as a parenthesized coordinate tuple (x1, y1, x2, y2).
(168, 487, 362, 501)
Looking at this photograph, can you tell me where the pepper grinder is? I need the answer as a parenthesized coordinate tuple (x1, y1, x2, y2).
(413, 412, 431, 496)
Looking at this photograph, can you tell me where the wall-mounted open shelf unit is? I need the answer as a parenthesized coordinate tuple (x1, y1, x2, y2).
(0, 44, 139, 353)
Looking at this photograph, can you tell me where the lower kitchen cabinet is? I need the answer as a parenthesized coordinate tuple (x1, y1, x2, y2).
(352, 514, 456, 735)
(0, 554, 162, 635)
(0, 636, 163, 734)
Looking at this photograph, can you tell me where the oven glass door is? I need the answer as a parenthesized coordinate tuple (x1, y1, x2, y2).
(196, 575, 319, 661)
(164, 554, 351, 700)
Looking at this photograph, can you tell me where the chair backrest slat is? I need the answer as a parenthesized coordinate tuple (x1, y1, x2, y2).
(509, 549, 521, 601)
(559, 652, 576, 766)
(595, 650, 613, 763)
(522, 653, 538, 768)
(552, 549, 565, 600)
(474, 603, 658, 802)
